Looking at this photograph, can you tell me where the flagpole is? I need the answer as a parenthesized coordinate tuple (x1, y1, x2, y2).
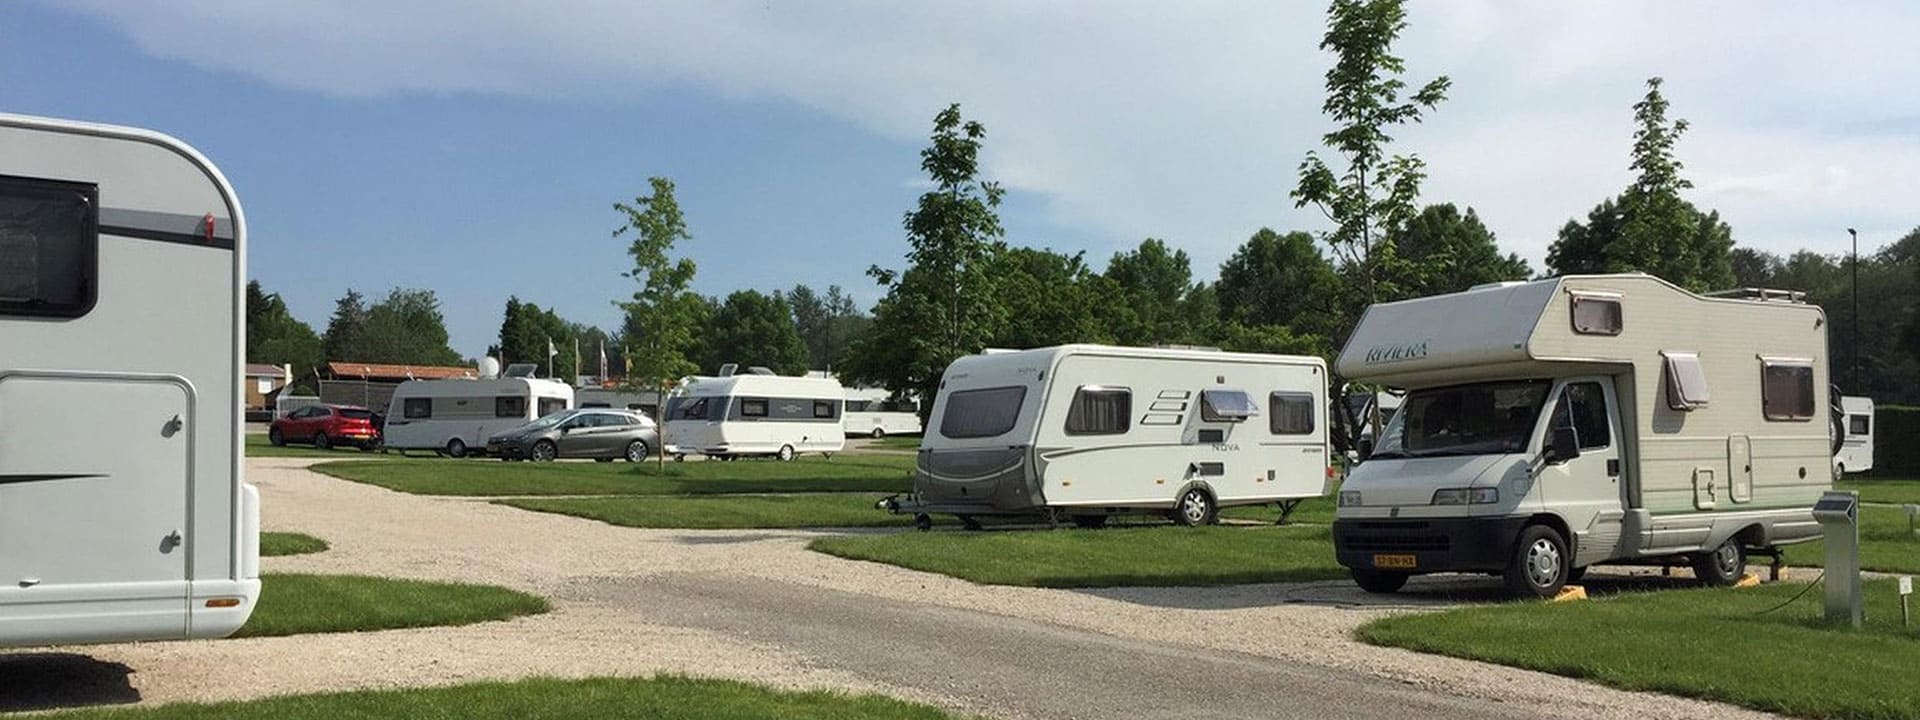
(546, 336, 554, 380)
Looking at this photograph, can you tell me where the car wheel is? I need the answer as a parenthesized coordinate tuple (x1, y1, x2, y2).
(268, 428, 285, 447)
(673, 454, 686, 463)
(777, 444, 796, 462)
(1071, 515, 1108, 529)
(1504, 525, 1570, 599)
(313, 432, 331, 450)
(446, 438, 468, 459)
(531, 440, 558, 462)
(1172, 487, 1216, 527)
(870, 428, 886, 440)
(1351, 569, 1410, 594)
(626, 440, 649, 463)
(1691, 537, 1747, 586)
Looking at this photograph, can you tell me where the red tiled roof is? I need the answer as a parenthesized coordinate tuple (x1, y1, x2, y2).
(324, 362, 476, 381)
(244, 363, 286, 377)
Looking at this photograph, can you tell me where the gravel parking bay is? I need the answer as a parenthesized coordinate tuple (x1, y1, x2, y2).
(0, 457, 1787, 720)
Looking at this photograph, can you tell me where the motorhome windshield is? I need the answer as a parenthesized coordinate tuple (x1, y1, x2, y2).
(1370, 380, 1551, 459)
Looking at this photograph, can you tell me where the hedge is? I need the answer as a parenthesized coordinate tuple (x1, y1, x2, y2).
(1873, 405, 1920, 475)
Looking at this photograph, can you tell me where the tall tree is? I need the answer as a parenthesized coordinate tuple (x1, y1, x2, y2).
(989, 247, 1113, 349)
(615, 177, 704, 393)
(1545, 78, 1736, 291)
(1292, 0, 1451, 310)
(1729, 247, 1784, 288)
(789, 284, 871, 371)
(1104, 239, 1212, 346)
(246, 280, 324, 378)
(1215, 228, 1340, 337)
(699, 290, 809, 376)
(1387, 203, 1531, 298)
(321, 289, 371, 363)
(359, 288, 463, 366)
(495, 297, 579, 380)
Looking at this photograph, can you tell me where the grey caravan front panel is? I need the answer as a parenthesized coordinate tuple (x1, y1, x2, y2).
(914, 447, 1045, 514)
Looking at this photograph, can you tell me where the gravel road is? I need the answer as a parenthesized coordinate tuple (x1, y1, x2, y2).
(0, 458, 1787, 719)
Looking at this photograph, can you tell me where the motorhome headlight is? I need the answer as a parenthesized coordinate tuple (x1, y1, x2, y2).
(1338, 491, 1362, 507)
(1431, 487, 1499, 505)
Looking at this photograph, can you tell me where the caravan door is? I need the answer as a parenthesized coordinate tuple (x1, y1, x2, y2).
(1539, 378, 1626, 568)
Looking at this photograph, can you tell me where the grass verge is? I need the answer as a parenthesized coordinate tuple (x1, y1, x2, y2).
(240, 573, 549, 638)
(1218, 497, 1336, 525)
(1359, 579, 1920, 720)
(245, 434, 391, 459)
(1842, 477, 1920, 504)
(314, 456, 913, 496)
(809, 525, 1342, 588)
(260, 532, 329, 557)
(50, 676, 964, 720)
(866, 435, 924, 451)
(1781, 504, 1920, 573)
(497, 493, 918, 529)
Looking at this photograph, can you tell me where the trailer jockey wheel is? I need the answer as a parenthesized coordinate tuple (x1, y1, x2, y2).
(913, 514, 933, 532)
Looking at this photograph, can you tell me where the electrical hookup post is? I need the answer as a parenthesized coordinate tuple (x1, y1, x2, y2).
(1812, 490, 1863, 629)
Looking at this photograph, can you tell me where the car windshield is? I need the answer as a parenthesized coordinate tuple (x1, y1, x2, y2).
(523, 411, 576, 430)
(1370, 380, 1551, 459)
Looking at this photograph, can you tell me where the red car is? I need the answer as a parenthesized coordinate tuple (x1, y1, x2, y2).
(269, 404, 381, 451)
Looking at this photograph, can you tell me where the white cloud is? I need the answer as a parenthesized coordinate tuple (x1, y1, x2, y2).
(52, 0, 1920, 269)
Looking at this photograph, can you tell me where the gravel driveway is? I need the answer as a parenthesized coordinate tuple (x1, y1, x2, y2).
(0, 458, 1786, 719)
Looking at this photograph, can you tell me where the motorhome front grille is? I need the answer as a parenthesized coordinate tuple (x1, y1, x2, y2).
(1342, 531, 1450, 553)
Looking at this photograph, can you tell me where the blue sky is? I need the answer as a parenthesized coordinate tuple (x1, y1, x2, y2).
(7, 2, 1919, 358)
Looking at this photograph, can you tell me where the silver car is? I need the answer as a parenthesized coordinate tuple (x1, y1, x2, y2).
(487, 409, 660, 462)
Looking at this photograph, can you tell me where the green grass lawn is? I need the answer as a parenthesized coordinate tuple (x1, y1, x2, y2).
(245, 433, 392, 459)
(50, 676, 963, 720)
(1218, 497, 1336, 525)
(1842, 477, 1920, 504)
(809, 525, 1343, 588)
(497, 493, 920, 529)
(313, 456, 914, 496)
(260, 532, 329, 557)
(866, 435, 924, 451)
(1781, 504, 1920, 574)
(239, 573, 549, 638)
(1359, 579, 1920, 720)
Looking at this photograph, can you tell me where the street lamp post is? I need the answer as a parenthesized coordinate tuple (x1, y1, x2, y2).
(1848, 228, 1859, 389)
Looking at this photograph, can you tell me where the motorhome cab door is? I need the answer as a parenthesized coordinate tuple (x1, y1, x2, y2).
(1537, 378, 1625, 567)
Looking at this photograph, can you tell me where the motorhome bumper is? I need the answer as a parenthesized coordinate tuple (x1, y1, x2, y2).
(1331, 516, 1530, 573)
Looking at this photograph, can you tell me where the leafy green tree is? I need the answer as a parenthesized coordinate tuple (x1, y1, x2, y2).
(615, 177, 705, 391)
(359, 288, 464, 366)
(1215, 228, 1340, 337)
(1292, 0, 1451, 309)
(246, 280, 324, 377)
(700, 290, 809, 375)
(1729, 247, 1783, 288)
(1545, 78, 1736, 291)
(1387, 203, 1531, 297)
(989, 247, 1114, 349)
(790, 284, 870, 371)
(495, 297, 580, 380)
(1103, 239, 1213, 346)
(321, 289, 371, 362)
(1210, 321, 1331, 358)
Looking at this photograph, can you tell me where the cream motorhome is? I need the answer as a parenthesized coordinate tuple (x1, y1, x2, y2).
(0, 114, 260, 645)
(843, 386, 922, 439)
(383, 376, 573, 457)
(1332, 274, 1832, 598)
(892, 345, 1331, 529)
(664, 370, 845, 461)
(1836, 395, 1873, 477)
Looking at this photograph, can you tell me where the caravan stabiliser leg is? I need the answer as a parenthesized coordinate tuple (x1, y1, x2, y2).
(1275, 499, 1304, 526)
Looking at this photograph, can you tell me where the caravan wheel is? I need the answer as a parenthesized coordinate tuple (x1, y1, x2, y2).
(777, 444, 796, 462)
(1172, 487, 1217, 527)
(445, 438, 468, 459)
(870, 428, 886, 440)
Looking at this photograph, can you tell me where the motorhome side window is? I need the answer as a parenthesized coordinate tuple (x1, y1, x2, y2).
(495, 395, 526, 418)
(1570, 294, 1622, 336)
(813, 401, 837, 419)
(1553, 382, 1611, 449)
(0, 175, 98, 318)
(538, 397, 567, 417)
(403, 397, 432, 419)
(1268, 392, 1314, 434)
(939, 386, 1026, 439)
(1760, 360, 1815, 421)
(1200, 389, 1258, 423)
(1064, 386, 1130, 435)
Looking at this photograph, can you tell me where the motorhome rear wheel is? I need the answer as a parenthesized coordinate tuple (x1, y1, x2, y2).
(1690, 538, 1747, 586)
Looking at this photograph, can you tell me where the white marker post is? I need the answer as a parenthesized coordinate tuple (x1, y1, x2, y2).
(1901, 576, 1913, 630)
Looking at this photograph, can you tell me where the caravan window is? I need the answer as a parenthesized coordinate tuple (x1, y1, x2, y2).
(1268, 392, 1315, 435)
(1761, 359, 1815, 421)
(846, 400, 872, 412)
(939, 386, 1027, 439)
(1200, 389, 1259, 423)
(538, 397, 568, 417)
(1850, 415, 1871, 435)
(813, 401, 838, 419)
(1570, 294, 1623, 335)
(0, 175, 97, 318)
(1662, 352, 1710, 410)
(741, 398, 769, 418)
(403, 397, 432, 419)
(1065, 386, 1131, 435)
(495, 395, 527, 418)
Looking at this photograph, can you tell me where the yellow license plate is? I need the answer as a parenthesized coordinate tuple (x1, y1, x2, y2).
(1373, 554, 1417, 570)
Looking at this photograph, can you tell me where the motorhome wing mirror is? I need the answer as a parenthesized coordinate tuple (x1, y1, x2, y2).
(1547, 426, 1580, 464)
(1356, 436, 1375, 459)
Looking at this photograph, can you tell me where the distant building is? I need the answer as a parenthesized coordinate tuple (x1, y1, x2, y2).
(316, 362, 479, 412)
(244, 363, 292, 417)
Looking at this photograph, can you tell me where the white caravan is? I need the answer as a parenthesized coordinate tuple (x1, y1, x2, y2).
(1836, 395, 1874, 476)
(892, 344, 1331, 529)
(1333, 274, 1833, 598)
(664, 371, 846, 461)
(844, 386, 922, 438)
(0, 114, 260, 645)
(383, 377, 573, 457)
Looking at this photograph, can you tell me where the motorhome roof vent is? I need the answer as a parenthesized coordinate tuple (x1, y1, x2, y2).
(745, 366, 776, 376)
(503, 363, 539, 378)
(1702, 287, 1807, 304)
(1154, 344, 1223, 352)
(1468, 280, 1528, 292)
(717, 363, 739, 377)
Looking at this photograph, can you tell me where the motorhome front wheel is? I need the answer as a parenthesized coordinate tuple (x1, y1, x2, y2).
(1504, 525, 1569, 598)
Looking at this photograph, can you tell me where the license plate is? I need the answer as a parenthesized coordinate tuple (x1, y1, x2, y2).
(1373, 554, 1417, 570)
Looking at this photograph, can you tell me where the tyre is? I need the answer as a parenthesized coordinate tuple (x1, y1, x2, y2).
(913, 514, 933, 532)
(1351, 569, 1410, 594)
(1172, 487, 1217, 527)
(777, 444, 796, 462)
(530, 440, 558, 462)
(268, 428, 285, 447)
(870, 428, 886, 440)
(1503, 525, 1571, 599)
(313, 432, 331, 450)
(446, 438, 468, 459)
(1071, 515, 1109, 529)
(1691, 537, 1747, 586)
(626, 440, 649, 463)
(673, 454, 686, 463)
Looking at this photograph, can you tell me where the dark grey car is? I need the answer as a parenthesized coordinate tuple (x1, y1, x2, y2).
(486, 409, 660, 462)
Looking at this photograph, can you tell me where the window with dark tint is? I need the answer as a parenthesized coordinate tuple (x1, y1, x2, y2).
(496, 395, 527, 418)
(1065, 386, 1131, 435)
(676, 398, 706, 420)
(814, 401, 837, 419)
(939, 386, 1027, 439)
(403, 398, 431, 419)
(1200, 389, 1258, 422)
(741, 398, 769, 418)
(339, 408, 374, 420)
(1268, 392, 1315, 434)
(1850, 415, 1871, 436)
(1761, 361, 1815, 421)
(0, 175, 97, 318)
(538, 397, 568, 417)
(846, 400, 872, 412)
(1552, 382, 1610, 449)
(1571, 295, 1622, 335)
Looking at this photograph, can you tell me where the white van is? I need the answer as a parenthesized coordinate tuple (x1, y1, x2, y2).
(892, 344, 1331, 528)
(1836, 395, 1874, 476)
(844, 386, 922, 439)
(664, 371, 846, 461)
(1333, 275, 1832, 598)
(382, 377, 574, 457)
(0, 114, 260, 645)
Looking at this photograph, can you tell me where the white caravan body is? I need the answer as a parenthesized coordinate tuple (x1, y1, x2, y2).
(843, 386, 923, 438)
(1836, 395, 1874, 476)
(383, 378, 574, 455)
(0, 114, 260, 645)
(664, 374, 846, 459)
(912, 345, 1331, 520)
(1332, 274, 1831, 594)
